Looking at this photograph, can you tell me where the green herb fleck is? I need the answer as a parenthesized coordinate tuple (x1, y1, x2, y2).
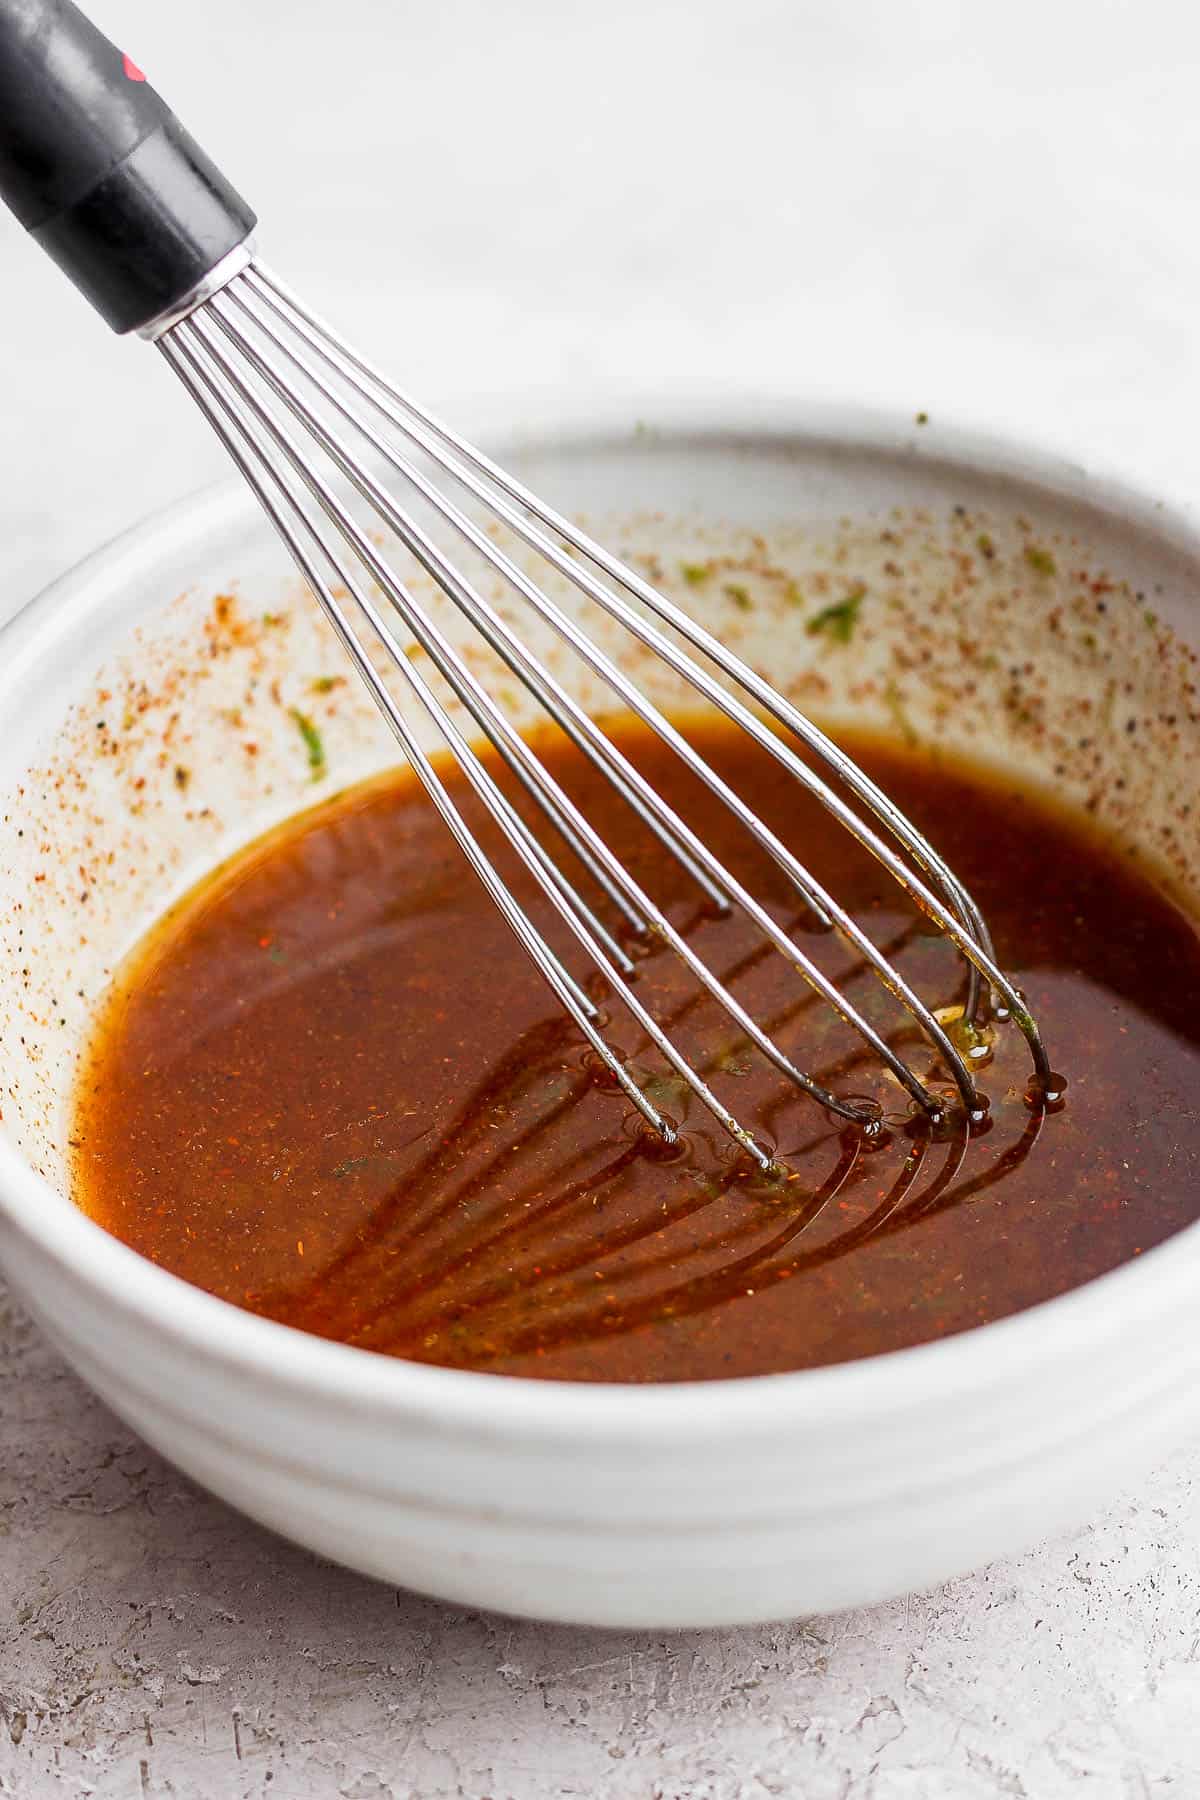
(724, 583, 752, 611)
(640, 1070, 692, 1112)
(807, 585, 865, 644)
(330, 1154, 373, 1180)
(1144, 610, 1158, 630)
(915, 410, 929, 426)
(976, 533, 995, 560)
(1009, 1004, 1036, 1037)
(1024, 545, 1057, 577)
(262, 611, 287, 627)
(883, 677, 917, 746)
(680, 561, 712, 586)
(784, 579, 804, 607)
(289, 708, 326, 780)
(327, 1149, 404, 1182)
(310, 675, 343, 694)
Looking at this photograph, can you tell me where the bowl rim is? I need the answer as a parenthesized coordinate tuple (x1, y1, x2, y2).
(3, 391, 1199, 1445)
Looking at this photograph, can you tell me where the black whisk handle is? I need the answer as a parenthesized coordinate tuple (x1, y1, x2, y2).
(0, 0, 255, 333)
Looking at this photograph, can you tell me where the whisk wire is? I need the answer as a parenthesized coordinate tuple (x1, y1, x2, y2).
(172, 313, 920, 1134)
(185, 298, 976, 1124)
(241, 266, 1000, 993)
(157, 259, 1054, 1161)
(200, 283, 993, 1114)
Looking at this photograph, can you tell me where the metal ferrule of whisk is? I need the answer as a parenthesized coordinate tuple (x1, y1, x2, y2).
(0, 0, 1053, 1172)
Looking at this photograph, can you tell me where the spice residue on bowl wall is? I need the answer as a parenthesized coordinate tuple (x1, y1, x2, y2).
(7, 497, 1199, 1189)
(70, 711, 1200, 1382)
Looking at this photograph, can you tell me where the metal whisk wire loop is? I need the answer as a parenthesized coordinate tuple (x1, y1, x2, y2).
(157, 259, 1052, 1168)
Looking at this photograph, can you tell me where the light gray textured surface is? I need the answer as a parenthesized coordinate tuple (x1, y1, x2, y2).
(6, 0, 1200, 1792)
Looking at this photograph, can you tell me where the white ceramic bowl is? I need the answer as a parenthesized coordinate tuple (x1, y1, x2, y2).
(3, 401, 1200, 1629)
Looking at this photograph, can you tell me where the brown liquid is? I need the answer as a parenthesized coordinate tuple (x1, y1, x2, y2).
(72, 717, 1200, 1381)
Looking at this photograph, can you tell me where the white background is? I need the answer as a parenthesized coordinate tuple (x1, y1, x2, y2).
(5, 2, 1200, 1794)
(5, 0, 1200, 608)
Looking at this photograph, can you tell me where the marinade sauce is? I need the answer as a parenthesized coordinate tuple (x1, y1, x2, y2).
(72, 717, 1200, 1381)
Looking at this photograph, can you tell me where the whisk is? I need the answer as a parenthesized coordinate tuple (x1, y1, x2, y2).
(0, 0, 1052, 1170)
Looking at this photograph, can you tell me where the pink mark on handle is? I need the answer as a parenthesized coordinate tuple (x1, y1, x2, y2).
(122, 53, 147, 82)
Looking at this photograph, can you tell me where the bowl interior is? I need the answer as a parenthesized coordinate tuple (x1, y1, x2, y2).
(4, 420, 1199, 1240)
